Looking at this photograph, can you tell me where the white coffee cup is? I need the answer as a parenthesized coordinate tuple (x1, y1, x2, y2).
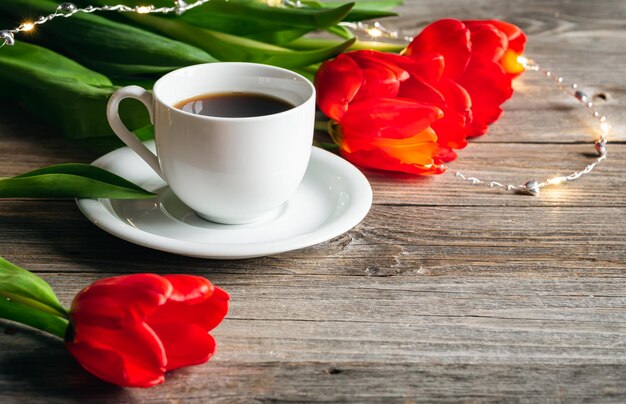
(107, 62, 315, 224)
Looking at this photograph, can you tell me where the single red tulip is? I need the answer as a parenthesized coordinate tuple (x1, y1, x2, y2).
(65, 274, 229, 387)
(315, 50, 470, 172)
(334, 97, 445, 175)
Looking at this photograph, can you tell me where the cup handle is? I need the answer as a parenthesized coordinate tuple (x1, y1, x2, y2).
(106, 85, 165, 180)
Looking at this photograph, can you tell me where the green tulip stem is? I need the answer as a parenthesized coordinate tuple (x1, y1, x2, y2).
(287, 37, 405, 53)
(0, 290, 68, 319)
(0, 292, 69, 339)
(327, 120, 344, 147)
(313, 120, 341, 151)
(0, 256, 70, 339)
(349, 40, 405, 53)
(314, 120, 331, 132)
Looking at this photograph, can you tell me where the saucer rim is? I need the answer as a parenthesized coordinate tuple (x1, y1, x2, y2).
(76, 142, 372, 259)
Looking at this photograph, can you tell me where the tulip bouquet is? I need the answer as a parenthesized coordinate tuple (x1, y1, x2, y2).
(0, 0, 529, 198)
(315, 19, 526, 174)
(0, 256, 229, 387)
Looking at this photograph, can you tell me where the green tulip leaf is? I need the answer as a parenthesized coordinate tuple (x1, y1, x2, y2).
(245, 28, 313, 45)
(127, 13, 355, 69)
(133, 125, 156, 141)
(0, 164, 156, 199)
(302, 0, 402, 11)
(340, 8, 399, 21)
(0, 0, 216, 76)
(0, 297, 69, 339)
(327, 24, 355, 40)
(0, 293, 68, 339)
(177, 0, 354, 32)
(0, 257, 66, 318)
(299, 0, 399, 20)
(0, 41, 151, 147)
(85, 60, 186, 76)
(93, 0, 353, 36)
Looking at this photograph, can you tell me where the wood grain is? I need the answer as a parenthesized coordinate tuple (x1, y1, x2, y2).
(1, 0, 626, 402)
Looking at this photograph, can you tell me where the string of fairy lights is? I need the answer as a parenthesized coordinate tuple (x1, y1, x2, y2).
(0, 0, 611, 196)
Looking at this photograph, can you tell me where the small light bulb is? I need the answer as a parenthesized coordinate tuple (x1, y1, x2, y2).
(21, 22, 34, 31)
(367, 28, 383, 38)
(136, 5, 153, 14)
(516, 56, 529, 66)
(600, 122, 611, 134)
(547, 176, 566, 185)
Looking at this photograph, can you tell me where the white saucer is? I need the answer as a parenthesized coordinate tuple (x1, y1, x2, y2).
(76, 141, 372, 259)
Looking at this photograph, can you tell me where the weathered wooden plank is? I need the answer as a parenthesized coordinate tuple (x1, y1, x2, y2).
(1, 330, 625, 402)
(0, 202, 625, 276)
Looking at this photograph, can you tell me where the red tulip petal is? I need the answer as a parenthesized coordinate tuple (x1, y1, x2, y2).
(70, 274, 172, 329)
(151, 322, 216, 371)
(378, 52, 445, 82)
(351, 50, 410, 81)
(148, 286, 229, 332)
(163, 274, 214, 305)
(315, 54, 363, 121)
(340, 98, 443, 143)
(66, 322, 166, 387)
(458, 58, 513, 136)
(67, 342, 165, 387)
(399, 77, 470, 151)
(368, 128, 439, 165)
(434, 147, 458, 163)
(405, 19, 471, 79)
(341, 147, 445, 175)
(432, 107, 468, 150)
(348, 51, 407, 102)
(463, 21, 509, 61)
(353, 66, 400, 102)
(484, 20, 526, 53)
(436, 78, 472, 119)
(398, 76, 446, 105)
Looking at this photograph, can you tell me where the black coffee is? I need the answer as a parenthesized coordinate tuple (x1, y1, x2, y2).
(175, 92, 294, 118)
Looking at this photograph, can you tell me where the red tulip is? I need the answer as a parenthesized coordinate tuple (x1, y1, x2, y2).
(337, 97, 445, 175)
(315, 50, 469, 174)
(405, 19, 526, 136)
(65, 274, 229, 387)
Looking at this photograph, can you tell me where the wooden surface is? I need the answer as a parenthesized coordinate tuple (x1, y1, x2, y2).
(1, 0, 626, 402)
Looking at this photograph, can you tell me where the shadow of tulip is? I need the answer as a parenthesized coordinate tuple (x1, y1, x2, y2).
(0, 322, 128, 403)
